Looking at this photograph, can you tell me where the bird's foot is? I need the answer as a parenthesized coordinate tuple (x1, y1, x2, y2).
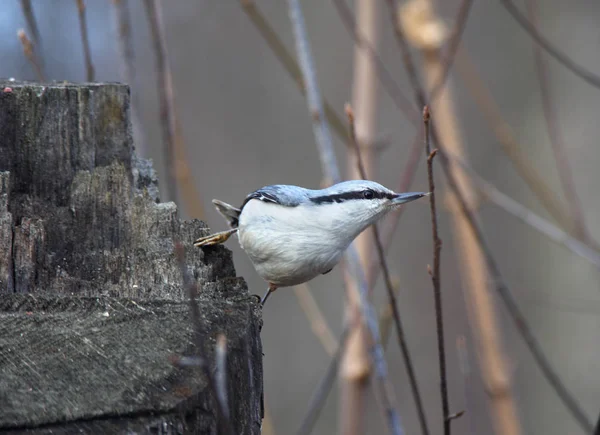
(193, 228, 237, 247)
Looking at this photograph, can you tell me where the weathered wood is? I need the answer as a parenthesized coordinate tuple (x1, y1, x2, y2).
(0, 81, 262, 434)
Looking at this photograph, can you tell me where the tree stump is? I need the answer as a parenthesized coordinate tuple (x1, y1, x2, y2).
(0, 81, 263, 434)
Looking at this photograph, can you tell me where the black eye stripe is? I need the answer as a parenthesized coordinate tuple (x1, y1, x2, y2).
(310, 190, 395, 204)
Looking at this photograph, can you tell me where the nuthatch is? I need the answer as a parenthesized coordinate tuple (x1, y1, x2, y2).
(194, 180, 428, 305)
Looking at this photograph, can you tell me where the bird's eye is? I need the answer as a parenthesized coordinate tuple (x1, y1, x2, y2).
(363, 189, 375, 199)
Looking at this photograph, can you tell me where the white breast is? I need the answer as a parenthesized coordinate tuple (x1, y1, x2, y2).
(237, 199, 365, 287)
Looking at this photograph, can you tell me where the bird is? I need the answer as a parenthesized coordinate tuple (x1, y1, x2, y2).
(194, 180, 428, 305)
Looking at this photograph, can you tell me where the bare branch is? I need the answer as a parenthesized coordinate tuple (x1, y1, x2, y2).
(17, 29, 45, 82)
(524, 0, 590, 243)
(75, 0, 95, 82)
(348, 104, 430, 435)
(499, 0, 600, 90)
(286, 0, 404, 432)
(294, 284, 338, 356)
(174, 243, 234, 434)
(215, 334, 230, 419)
(424, 106, 450, 435)
(19, 0, 42, 54)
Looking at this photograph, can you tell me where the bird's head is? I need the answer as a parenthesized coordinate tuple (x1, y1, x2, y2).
(308, 180, 428, 230)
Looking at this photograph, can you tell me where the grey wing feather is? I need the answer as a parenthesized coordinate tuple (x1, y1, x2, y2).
(240, 185, 307, 209)
(212, 199, 242, 228)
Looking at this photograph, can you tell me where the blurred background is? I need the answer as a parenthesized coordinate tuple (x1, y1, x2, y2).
(3, 0, 600, 434)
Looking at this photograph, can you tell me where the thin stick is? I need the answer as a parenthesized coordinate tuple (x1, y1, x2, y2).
(143, 0, 178, 204)
(286, 1, 404, 433)
(215, 334, 230, 419)
(524, 0, 589, 243)
(499, 0, 600, 90)
(394, 3, 593, 426)
(17, 29, 45, 82)
(423, 107, 450, 434)
(392, 2, 522, 434)
(341, 1, 381, 433)
(446, 150, 600, 269)
(455, 48, 577, 233)
(286, 0, 340, 186)
(111, 0, 148, 157)
(348, 105, 430, 435)
(19, 0, 41, 54)
(294, 284, 338, 356)
(296, 325, 352, 435)
(239, 0, 351, 147)
(76, 0, 95, 82)
(428, 0, 475, 101)
(174, 243, 233, 435)
(436, 148, 594, 433)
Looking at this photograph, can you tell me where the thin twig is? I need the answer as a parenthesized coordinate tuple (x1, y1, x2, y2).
(296, 324, 352, 435)
(174, 243, 234, 435)
(287, 0, 340, 186)
(348, 104, 430, 435)
(445, 150, 600, 270)
(392, 2, 592, 431)
(424, 107, 450, 435)
(333, 0, 417, 122)
(19, 0, 42, 57)
(76, 0, 95, 82)
(428, 0, 474, 101)
(436, 148, 594, 433)
(455, 48, 577, 233)
(144, 0, 178, 204)
(499, 0, 600, 90)
(524, 0, 589, 243)
(17, 29, 45, 82)
(112, 0, 153, 160)
(294, 284, 338, 356)
(286, 1, 404, 433)
(215, 334, 230, 419)
(456, 336, 475, 435)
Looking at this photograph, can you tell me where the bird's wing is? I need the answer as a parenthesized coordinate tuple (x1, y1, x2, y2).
(240, 185, 305, 209)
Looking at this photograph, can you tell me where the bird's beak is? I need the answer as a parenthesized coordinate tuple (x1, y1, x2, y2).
(391, 192, 430, 205)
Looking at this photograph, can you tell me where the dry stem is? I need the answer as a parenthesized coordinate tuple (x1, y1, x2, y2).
(17, 29, 45, 82)
(525, 0, 590, 243)
(424, 107, 450, 434)
(76, 0, 95, 82)
(395, 1, 522, 434)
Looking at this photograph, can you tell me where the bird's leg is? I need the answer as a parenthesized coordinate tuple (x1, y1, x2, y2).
(193, 228, 237, 247)
(261, 283, 277, 306)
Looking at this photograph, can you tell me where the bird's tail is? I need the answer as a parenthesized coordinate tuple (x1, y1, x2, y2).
(212, 199, 241, 228)
(193, 199, 241, 248)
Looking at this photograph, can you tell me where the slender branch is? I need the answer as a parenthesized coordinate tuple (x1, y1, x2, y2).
(19, 0, 42, 58)
(215, 334, 230, 419)
(347, 105, 430, 435)
(287, 0, 340, 186)
(143, 0, 178, 204)
(428, 0, 474, 101)
(174, 243, 233, 435)
(17, 29, 45, 82)
(391, 2, 592, 430)
(296, 325, 352, 435)
(111, 0, 148, 165)
(445, 150, 600, 270)
(294, 284, 338, 356)
(455, 48, 578, 233)
(75, 0, 95, 82)
(436, 147, 594, 433)
(239, 0, 351, 146)
(524, 0, 589, 243)
(456, 336, 475, 435)
(499, 0, 600, 90)
(286, 1, 404, 433)
(424, 108, 450, 434)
